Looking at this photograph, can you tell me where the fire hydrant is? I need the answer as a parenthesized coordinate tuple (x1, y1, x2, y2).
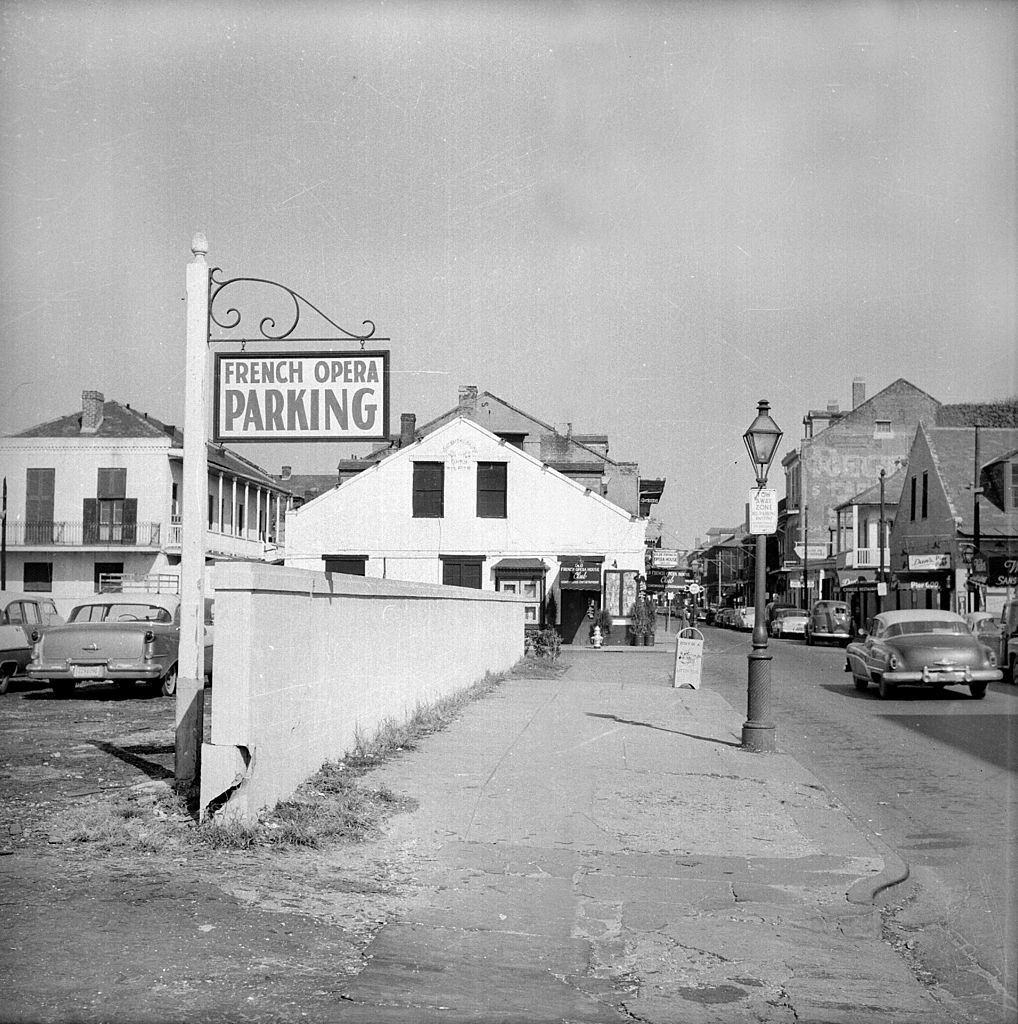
(591, 625, 603, 648)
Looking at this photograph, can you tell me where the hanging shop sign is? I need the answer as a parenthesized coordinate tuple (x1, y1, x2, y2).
(213, 351, 390, 442)
(558, 558, 603, 590)
(650, 548, 681, 569)
(985, 555, 1018, 588)
(646, 569, 692, 592)
(907, 553, 951, 571)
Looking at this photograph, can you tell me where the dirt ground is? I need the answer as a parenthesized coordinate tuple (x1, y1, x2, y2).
(0, 677, 422, 1023)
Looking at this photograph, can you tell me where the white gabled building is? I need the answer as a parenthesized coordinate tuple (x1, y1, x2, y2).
(284, 416, 648, 643)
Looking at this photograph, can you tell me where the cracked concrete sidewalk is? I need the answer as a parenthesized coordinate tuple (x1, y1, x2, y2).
(334, 642, 950, 1023)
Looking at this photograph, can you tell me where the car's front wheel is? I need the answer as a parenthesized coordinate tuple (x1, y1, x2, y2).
(853, 672, 869, 691)
(877, 676, 897, 700)
(969, 681, 988, 700)
(0, 667, 14, 695)
(1009, 654, 1017, 685)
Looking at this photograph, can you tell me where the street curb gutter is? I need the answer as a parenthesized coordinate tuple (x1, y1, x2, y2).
(847, 843, 910, 905)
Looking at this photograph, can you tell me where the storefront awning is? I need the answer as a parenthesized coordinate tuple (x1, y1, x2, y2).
(837, 569, 878, 589)
(492, 558, 547, 575)
(558, 557, 603, 590)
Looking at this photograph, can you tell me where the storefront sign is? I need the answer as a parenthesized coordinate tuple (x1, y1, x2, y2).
(794, 544, 828, 560)
(646, 569, 691, 591)
(214, 351, 389, 442)
(650, 548, 680, 569)
(907, 553, 951, 571)
(559, 559, 603, 590)
(985, 555, 1018, 588)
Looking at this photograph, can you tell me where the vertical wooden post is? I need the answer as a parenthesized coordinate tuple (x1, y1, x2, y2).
(176, 234, 210, 793)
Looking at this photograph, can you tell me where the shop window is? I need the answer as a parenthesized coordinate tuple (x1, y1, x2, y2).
(323, 556, 367, 576)
(23, 562, 53, 592)
(496, 576, 542, 624)
(1009, 461, 1018, 510)
(441, 556, 483, 589)
(477, 462, 507, 518)
(413, 462, 444, 518)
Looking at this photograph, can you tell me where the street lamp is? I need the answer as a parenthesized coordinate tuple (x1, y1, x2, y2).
(742, 399, 783, 753)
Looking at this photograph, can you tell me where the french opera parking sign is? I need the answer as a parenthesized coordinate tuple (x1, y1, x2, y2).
(214, 351, 389, 443)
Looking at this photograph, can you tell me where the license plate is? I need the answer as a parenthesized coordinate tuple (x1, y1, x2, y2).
(71, 665, 105, 678)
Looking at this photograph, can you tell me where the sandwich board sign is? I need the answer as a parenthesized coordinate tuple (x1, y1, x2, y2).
(673, 627, 704, 689)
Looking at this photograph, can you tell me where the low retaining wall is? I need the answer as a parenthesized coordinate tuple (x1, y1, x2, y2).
(200, 562, 525, 822)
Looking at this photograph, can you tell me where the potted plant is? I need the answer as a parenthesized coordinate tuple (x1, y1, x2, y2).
(627, 599, 649, 645)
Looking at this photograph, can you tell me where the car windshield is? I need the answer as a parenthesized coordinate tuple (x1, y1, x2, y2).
(774, 609, 801, 620)
(69, 603, 172, 624)
(883, 620, 968, 639)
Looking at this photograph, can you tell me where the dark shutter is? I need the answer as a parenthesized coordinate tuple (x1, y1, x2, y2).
(83, 499, 98, 544)
(413, 462, 444, 518)
(477, 462, 507, 518)
(441, 557, 483, 589)
(324, 557, 367, 576)
(26, 468, 55, 542)
(122, 498, 138, 544)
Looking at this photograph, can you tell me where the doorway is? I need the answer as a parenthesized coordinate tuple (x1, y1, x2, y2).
(560, 589, 598, 645)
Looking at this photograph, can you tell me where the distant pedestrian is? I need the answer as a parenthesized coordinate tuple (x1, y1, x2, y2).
(677, 604, 690, 633)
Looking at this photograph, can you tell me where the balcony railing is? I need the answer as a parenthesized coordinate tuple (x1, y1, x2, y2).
(166, 522, 283, 561)
(835, 547, 891, 569)
(6, 521, 162, 547)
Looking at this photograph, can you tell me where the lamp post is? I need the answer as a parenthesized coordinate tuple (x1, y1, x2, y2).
(742, 399, 783, 753)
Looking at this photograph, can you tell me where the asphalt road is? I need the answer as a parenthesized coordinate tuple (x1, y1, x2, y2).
(697, 623, 1017, 1024)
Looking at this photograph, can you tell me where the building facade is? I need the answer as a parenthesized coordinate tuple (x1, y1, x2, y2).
(0, 391, 291, 606)
(283, 416, 648, 643)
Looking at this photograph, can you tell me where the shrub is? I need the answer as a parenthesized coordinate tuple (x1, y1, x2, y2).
(526, 627, 561, 660)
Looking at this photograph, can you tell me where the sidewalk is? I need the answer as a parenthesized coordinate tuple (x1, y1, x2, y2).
(332, 636, 948, 1023)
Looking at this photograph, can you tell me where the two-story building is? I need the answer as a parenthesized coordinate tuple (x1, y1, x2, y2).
(0, 390, 292, 606)
(889, 423, 1018, 613)
(777, 378, 941, 607)
(283, 415, 648, 644)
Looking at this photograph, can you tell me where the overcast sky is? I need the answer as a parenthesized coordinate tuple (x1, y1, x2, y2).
(2, 1, 1014, 547)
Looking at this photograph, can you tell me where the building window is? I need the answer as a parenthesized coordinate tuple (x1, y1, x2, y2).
(24, 562, 53, 592)
(921, 471, 928, 519)
(413, 462, 444, 518)
(497, 577, 541, 623)
(477, 462, 507, 518)
(323, 556, 367, 576)
(496, 433, 526, 450)
(96, 467, 128, 543)
(441, 556, 483, 589)
(874, 420, 892, 437)
(208, 493, 215, 528)
(909, 476, 917, 521)
(1009, 461, 1018, 510)
(94, 561, 124, 592)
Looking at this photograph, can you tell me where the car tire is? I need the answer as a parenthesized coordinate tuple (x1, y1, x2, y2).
(0, 669, 12, 695)
(877, 676, 896, 700)
(853, 674, 869, 691)
(806, 631, 814, 646)
(160, 667, 178, 697)
(50, 679, 75, 697)
(969, 681, 988, 700)
(1009, 655, 1017, 685)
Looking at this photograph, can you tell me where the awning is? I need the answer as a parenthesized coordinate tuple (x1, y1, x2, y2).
(837, 569, 878, 589)
(492, 558, 547, 575)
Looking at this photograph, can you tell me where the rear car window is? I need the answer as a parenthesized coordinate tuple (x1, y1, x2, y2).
(70, 604, 172, 624)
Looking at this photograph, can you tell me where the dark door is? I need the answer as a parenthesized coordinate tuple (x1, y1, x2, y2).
(560, 590, 595, 645)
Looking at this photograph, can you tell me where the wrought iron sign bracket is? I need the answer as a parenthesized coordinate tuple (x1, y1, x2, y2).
(207, 268, 389, 351)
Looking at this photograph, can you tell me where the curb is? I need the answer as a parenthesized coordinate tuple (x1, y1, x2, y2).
(847, 842, 910, 905)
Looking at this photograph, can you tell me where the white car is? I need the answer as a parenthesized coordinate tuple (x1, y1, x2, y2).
(769, 607, 808, 639)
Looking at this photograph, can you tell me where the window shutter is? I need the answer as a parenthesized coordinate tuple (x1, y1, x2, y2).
(83, 499, 98, 544)
(122, 498, 138, 544)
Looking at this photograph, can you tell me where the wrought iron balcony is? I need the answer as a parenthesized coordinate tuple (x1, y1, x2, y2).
(835, 547, 890, 569)
(6, 521, 163, 547)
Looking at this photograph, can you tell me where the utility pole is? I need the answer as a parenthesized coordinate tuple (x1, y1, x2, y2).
(973, 425, 982, 612)
(1, 477, 7, 590)
(878, 468, 886, 614)
(802, 504, 809, 610)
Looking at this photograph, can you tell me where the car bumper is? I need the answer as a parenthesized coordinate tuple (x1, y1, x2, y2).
(882, 667, 1003, 685)
(811, 631, 851, 641)
(28, 663, 163, 681)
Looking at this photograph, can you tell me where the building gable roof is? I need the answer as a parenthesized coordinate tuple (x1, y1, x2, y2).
(920, 425, 1018, 537)
(812, 378, 940, 440)
(291, 416, 639, 522)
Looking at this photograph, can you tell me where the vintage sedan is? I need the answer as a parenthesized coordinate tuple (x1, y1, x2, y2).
(845, 609, 1002, 700)
(27, 595, 213, 697)
(0, 591, 65, 694)
(805, 600, 853, 646)
(769, 606, 808, 640)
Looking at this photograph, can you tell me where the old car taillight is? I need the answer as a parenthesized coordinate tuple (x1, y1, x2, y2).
(143, 629, 156, 660)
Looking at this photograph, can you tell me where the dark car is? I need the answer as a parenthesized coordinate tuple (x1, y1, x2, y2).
(0, 591, 65, 694)
(27, 595, 213, 696)
(845, 609, 1002, 700)
(805, 600, 853, 646)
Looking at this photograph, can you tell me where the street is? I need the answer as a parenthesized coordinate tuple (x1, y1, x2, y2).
(699, 623, 1017, 1024)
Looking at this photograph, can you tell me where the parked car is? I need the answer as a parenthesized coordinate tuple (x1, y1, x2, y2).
(733, 607, 755, 631)
(769, 606, 808, 640)
(845, 609, 1002, 700)
(27, 595, 213, 697)
(715, 607, 736, 628)
(805, 600, 853, 646)
(0, 592, 65, 694)
(975, 600, 1018, 683)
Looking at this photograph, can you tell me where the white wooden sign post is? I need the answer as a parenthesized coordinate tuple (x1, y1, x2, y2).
(176, 235, 210, 791)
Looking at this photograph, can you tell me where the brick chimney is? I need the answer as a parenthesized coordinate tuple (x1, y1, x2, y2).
(826, 400, 839, 414)
(852, 378, 866, 409)
(458, 385, 478, 413)
(280, 465, 292, 480)
(80, 390, 105, 434)
(399, 412, 417, 447)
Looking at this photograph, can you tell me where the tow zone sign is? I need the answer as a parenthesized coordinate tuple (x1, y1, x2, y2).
(214, 351, 389, 443)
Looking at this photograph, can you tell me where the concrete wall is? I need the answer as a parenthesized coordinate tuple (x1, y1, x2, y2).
(200, 561, 526, 823)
